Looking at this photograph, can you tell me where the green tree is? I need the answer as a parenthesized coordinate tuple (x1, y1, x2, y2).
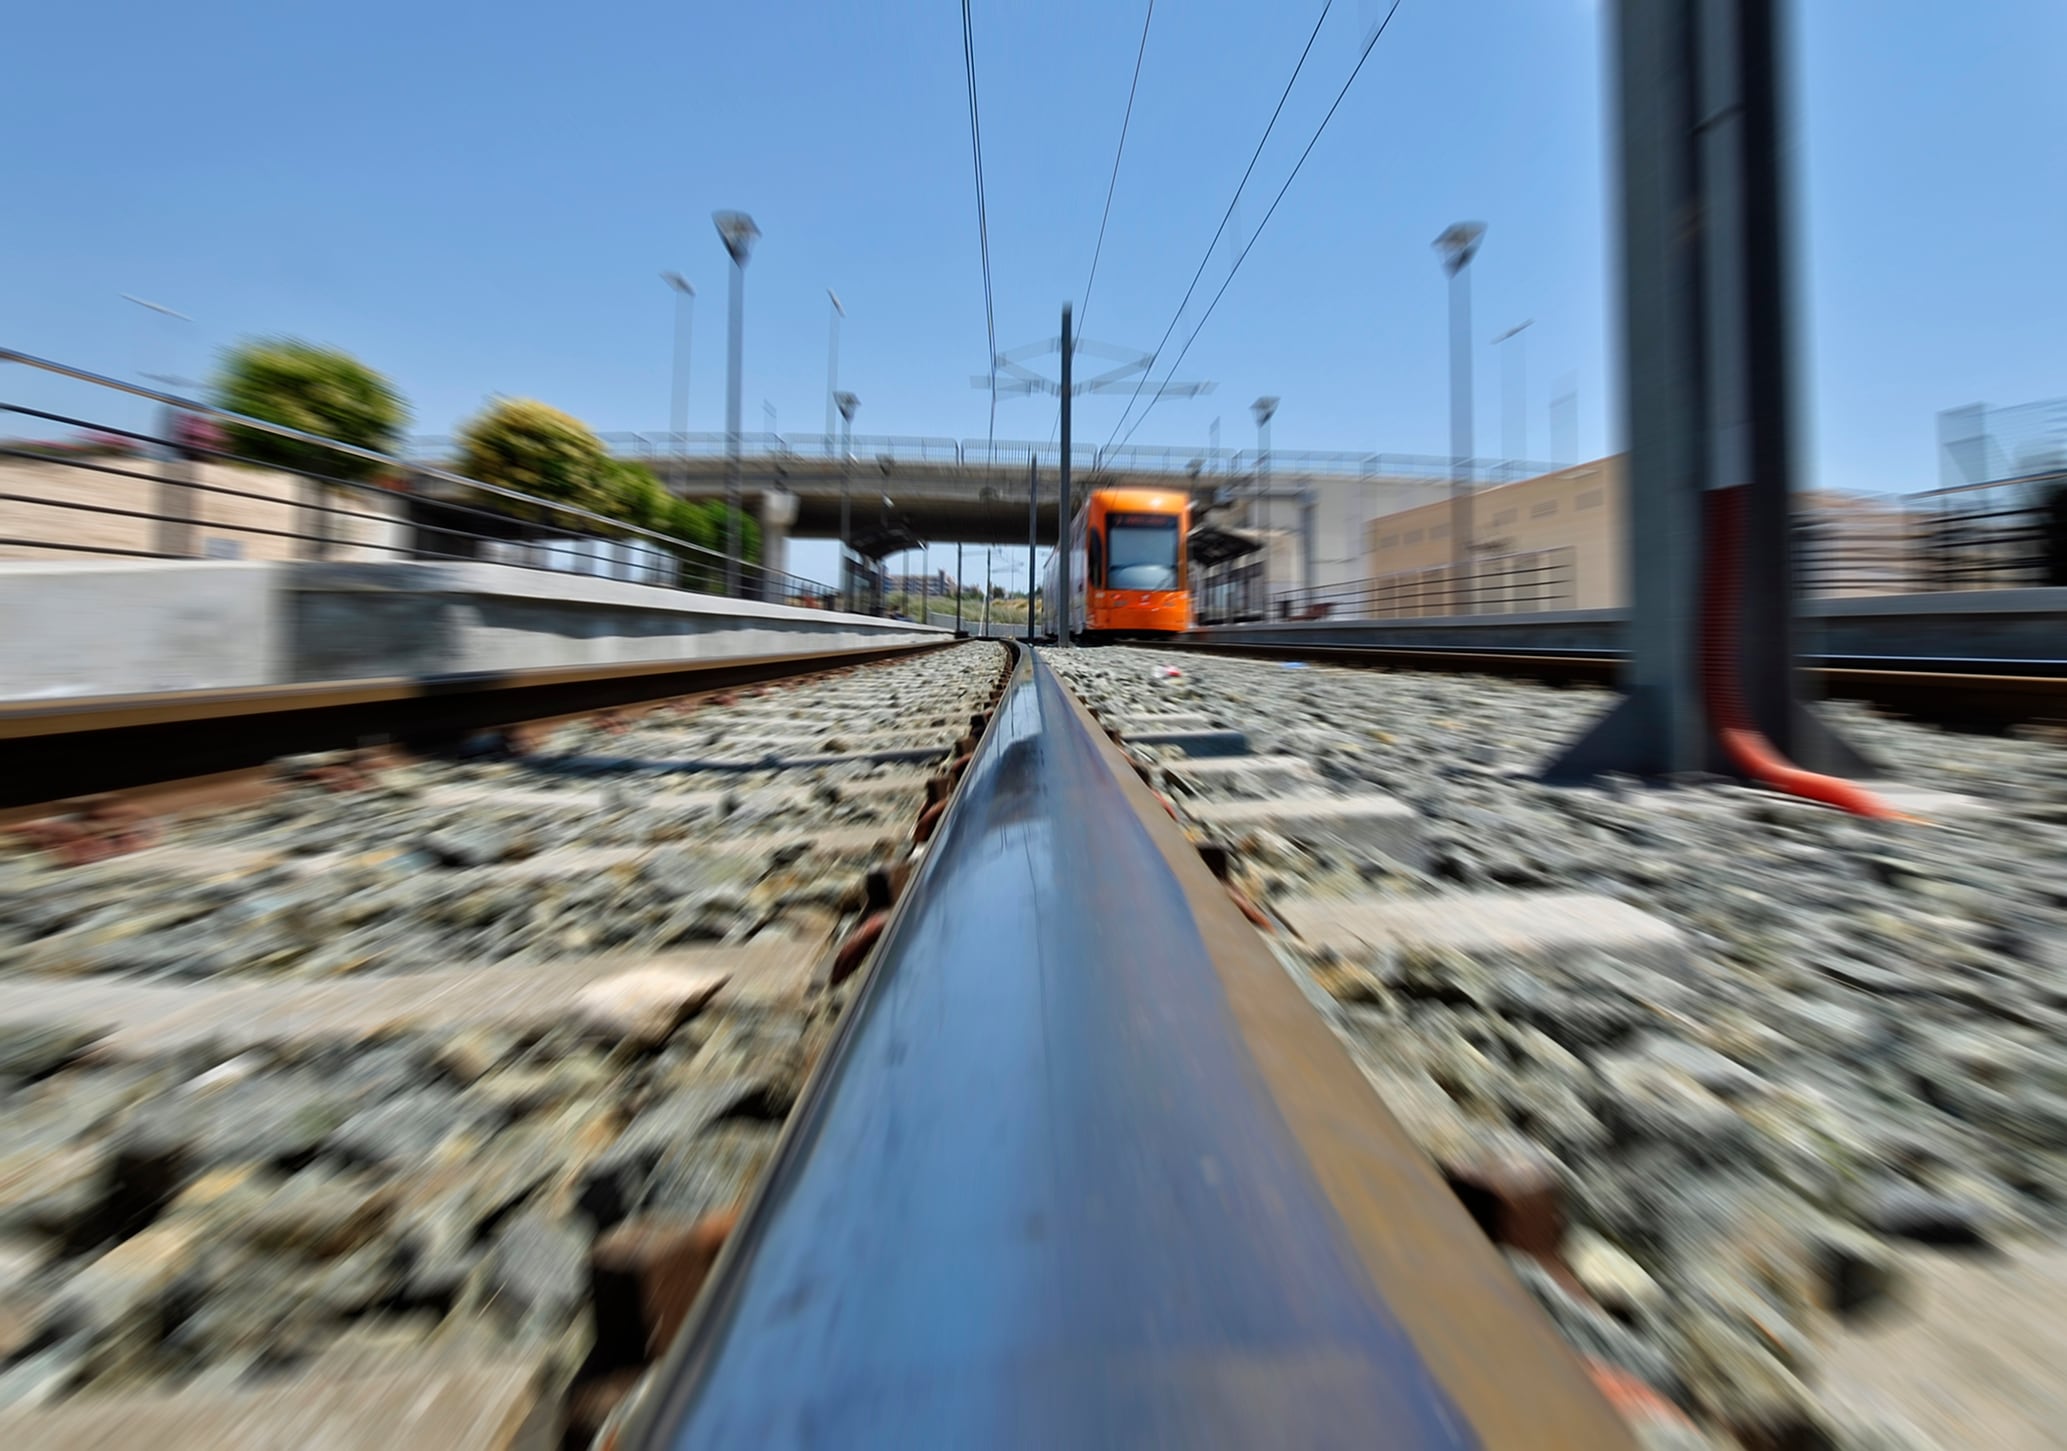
(458, 399, 611, 516)
(214, 340, 406, 481)
(603, 459, 671, 532)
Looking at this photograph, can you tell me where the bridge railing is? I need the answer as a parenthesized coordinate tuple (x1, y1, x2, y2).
(0, 349, 841, 608)
(408, 431, 1565, 488)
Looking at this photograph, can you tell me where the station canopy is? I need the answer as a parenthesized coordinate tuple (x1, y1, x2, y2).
(846, 519, 927, 560)
(1188, 522, 1264, 568)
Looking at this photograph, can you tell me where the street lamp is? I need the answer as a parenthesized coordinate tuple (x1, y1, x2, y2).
(660, 273, 694, 469)
(1493, 318, 1534, 473)
(1250, 397, 1278, 616)
(824, 290, 845, 456)
(122, 294, 200, 555)
(835, 391, 859, 609)
(1435, 221, 1486, 601)
(714, 210, 760, 597)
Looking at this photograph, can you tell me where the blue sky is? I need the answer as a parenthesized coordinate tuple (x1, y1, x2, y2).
(3, 0, 2062, 587)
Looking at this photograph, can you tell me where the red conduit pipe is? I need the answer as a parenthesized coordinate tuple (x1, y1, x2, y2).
(1700, 485, 1906, 820)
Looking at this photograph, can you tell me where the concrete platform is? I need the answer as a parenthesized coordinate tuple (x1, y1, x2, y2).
(0, 560, 942, 702)
(1181, 793, 1425, 867)
(1276, 890, 1687, 975)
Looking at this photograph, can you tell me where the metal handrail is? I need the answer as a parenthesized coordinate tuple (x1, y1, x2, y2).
(0, 349, 840, 605)
(412, 426, 1566, 486)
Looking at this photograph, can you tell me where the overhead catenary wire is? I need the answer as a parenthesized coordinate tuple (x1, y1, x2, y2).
(1078, 0, 1156, 341)
(1116, 0, 1409, 450)
(1101, 0, 1337, 454)
(1046, 0, 1157, 461)
(961, 0, 999, 466)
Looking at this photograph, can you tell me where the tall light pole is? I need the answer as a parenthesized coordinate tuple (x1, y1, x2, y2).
(715, 210, 760, 598)
(824, 290, 844, 456)
(836, 391, 859, 610)
(1250, 397, 1278, 513)
(660, 274, 694, 471)
(122, 294, 199, 554)
(1493, 318, 1534, 473)
(1054, 304, 1073, 649)
(1252, 396, 1277, 618)
(1435, 221, 1487, 603)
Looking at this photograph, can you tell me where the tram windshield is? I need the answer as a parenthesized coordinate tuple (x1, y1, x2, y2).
(1104, 513, 1180, 590)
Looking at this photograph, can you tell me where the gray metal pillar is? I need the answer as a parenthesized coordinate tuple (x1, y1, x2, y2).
(1544, 0, 1869, 782)
(1444, 252, 1477, 583)
(1026, 458, 1039, 645)
(1300, 486, 1318, 603)
(1055, 303, 1073, 647)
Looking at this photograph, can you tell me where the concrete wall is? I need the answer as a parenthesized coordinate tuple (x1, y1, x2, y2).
(0, 561, 283, 698)
(0, 458, 407, 565)
(0, 559, 942, 702)
(1366, 459, 1627, 608)
(287, 563, 941, 683)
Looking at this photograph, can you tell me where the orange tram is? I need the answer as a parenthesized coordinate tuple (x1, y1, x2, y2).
(1042, 486, 1191, 640)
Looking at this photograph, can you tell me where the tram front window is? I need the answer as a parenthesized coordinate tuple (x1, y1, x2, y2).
(1104, 513, 1180, 590)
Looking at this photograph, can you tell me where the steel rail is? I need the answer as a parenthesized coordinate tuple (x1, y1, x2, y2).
(1161, 639, 2067, 730)
(619, 646, 1627, 1449)
(0, 642, 948, 811)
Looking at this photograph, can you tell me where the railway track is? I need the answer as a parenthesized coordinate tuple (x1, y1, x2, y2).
(1162, 638, 2067, 732)
(0, 642, 955, 816)
(11, 635, 2056, 1446)
(0, 644, 1010, 1446)
(613, 645, 1630, 1449)
(1043, 645, 2067, 1449)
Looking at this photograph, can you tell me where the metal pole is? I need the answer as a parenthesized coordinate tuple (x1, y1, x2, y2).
(1495, 319, 1533, 468)
(825, 290, 843, 456)
(1056, 303, 1073, 648)
(838, 405, 854, 609)
(984, 547, 994, 637)
(1026, 458, 1038, 645)
(956, 541, 964, 634)
(663, 274, 695, 469)
(1449, 261, 1474, 591)
(724, 257, 746, 597)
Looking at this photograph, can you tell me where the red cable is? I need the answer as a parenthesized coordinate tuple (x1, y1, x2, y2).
(1700, 486, 1905, 820)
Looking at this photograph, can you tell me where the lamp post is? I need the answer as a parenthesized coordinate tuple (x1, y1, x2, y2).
(1435, 221, 1486, 605)
(714, 210, 760, 598)
(1251, 397, 1278, 618)
(1493, 318, 1534, 473)
(1251, 397, 1277, 513)
(660, 273, 694, 473)
(825, 290, 844, 456)
(122, 294, 199, 554)
(835, 391, 859, 610)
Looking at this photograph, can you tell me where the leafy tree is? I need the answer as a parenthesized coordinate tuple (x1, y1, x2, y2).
(666, 494, 717, 550)
(458, 399, 611, 517)
(214, 340, 406, 481)
(604, 459, 672, 533)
